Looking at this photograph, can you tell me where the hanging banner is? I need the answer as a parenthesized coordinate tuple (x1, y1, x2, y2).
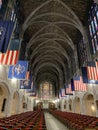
(8, 60, 28, 80)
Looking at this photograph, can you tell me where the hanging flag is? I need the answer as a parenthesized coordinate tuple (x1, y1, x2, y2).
(87, 61, 98, 81)
(82, 68, 98, 84)
(0, 20, 15, 53)
(65, 84, 73, 95)
(20, 74, 33, 89)
(61, 88, 66, 97)
(0, 39, 20, 65)
(71, 76, 87, 91)
(20, 80, 31, 89)
(8, 60, 28, 79)
(82, 61, 98, 84)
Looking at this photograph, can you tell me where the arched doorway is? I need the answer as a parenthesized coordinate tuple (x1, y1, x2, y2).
(69, 99, 72, 112)
(49, 102, 55, 110)
(74, 97, 80, 114)
(0, 84, 9, 118)
(11, 91, 19, 115)
(37, 102, 43, 110)
(83, 93, 96, 116)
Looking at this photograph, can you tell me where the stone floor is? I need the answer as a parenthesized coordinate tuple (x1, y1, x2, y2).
(44, 112, 69, 130)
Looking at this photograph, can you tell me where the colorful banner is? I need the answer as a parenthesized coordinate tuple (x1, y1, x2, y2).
(8, 60, 28, 79)
(20, 75, 33, 89)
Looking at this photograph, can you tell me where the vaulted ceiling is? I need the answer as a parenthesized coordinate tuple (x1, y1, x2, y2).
(18, 0, 93, 94)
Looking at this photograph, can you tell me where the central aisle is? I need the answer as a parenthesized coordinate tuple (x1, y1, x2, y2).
(44, 112, 69, 130)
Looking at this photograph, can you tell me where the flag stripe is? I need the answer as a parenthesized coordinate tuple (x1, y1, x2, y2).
(66, 84, 73, 94)
(0, 50, 19, 65)
(73, 76, 87, 91)
(0, 39, 20, 65)
(13, 51, 18, 64)
(87, 66, 98, 80)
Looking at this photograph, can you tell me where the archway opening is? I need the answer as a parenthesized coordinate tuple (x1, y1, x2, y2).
(49, 102, 55, 110)
(0, 85, 8, 118)
(83, 94, 96, 116)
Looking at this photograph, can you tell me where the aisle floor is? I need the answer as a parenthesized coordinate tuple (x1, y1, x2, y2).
(44, 112, 69, 130)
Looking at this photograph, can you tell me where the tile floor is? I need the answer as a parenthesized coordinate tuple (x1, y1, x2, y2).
(44, 112, 69, 130)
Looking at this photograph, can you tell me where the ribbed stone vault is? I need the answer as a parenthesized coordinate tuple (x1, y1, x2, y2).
(18, 0, 93, 94)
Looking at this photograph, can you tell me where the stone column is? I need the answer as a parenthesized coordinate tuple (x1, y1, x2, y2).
(80, 98, 85, 114)
(66, 99, 69, 112)
(60, 99, 65, 111)
(16, 96, 22, 114)
(5, 94, 13, 117)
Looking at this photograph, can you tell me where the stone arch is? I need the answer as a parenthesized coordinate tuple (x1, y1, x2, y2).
(83, 92, 96, 116)
(0, 82, 10, 118)
(73, 96, 80, 114)
(23, 0, 84, 35)
(11, 91, 19, 115)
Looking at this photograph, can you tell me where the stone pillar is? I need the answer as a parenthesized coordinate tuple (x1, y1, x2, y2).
(80, 98, 85, 114)
(96, 110, 98, 117)
(72, 98, 75, 113)
(27, 98, 33, 111)
(5, 94, 13, 117)
(66, 100, 69, 112)
(16, 96, 22, 114)
(60, 99, 65, 111)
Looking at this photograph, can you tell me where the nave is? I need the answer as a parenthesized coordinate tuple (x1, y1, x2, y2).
(0, 110, 68, 130)
(0, 110, 98, 130)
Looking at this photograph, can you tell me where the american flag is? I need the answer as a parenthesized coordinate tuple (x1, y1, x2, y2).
(0, 39, 20, 65)
(87, 61, 98, 80)
(71, 76, 87, 91)
(66, 84, 73, 95)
